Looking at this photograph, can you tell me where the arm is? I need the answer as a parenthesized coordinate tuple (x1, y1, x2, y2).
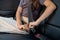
(16, 6, 29, 31)
(16, 6, 22, 27)
(36, 0, 56, 25)
(16, 0, 29, 31)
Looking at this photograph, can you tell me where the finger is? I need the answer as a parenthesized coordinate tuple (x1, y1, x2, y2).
(29, 25, 34, 28)
(20, 25, 25, 30)
(19, 27, 23, 30)
(29, 23, 32, 27)
(22, 27, 25, 30)
(29, 24, 31, 28)
(24, 24, 29, 30)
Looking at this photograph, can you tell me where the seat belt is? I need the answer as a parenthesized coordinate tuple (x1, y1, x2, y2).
(27, 0, 36, 34)
(27, 0, 33, 22)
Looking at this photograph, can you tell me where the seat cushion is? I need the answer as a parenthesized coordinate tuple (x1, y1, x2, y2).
(0, 0, 20, 17)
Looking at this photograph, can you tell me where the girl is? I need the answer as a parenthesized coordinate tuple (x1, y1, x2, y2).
(16, 0, 56, 31)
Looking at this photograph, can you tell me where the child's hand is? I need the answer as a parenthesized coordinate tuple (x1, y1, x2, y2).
(18, 24, 29, 32)
(29, 21, 38, 29)
(18, 25, 25, 30)
(24, 24, 29, 32)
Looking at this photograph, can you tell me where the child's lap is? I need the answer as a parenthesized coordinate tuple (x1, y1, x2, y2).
(0, 16, 29, 34)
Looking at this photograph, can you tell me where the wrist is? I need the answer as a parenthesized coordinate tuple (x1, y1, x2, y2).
(17, 24, 22, 27)
(35, 21, 39, 26)
(36, 20, 41, 25)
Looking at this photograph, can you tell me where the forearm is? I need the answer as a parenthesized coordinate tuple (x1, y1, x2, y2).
(16, 7, 22, 26)
(16, 13, 22, 26)
(36, 0, 56, 25)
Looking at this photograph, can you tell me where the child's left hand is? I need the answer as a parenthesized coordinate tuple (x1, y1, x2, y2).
(29, 21, 38, 28)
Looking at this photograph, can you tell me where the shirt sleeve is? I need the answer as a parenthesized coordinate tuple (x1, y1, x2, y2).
(39, 0, 45, 5)
(19, 0, 23, 7)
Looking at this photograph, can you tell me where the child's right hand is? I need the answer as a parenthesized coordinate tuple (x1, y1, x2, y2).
(24, 24, 29, 32)
(18, 24, 29, 31)
(18, 25, 25, 30)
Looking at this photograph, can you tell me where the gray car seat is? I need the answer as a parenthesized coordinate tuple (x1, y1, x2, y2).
(44, 0, 60, 40)
(0, 0, 20, 17)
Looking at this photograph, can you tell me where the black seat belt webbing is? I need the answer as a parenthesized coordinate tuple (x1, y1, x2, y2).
(27, 0, 36, 33)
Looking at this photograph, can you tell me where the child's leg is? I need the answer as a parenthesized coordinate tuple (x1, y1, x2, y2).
(0, 17, 28, 34)
(22, 16, 28, 24)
